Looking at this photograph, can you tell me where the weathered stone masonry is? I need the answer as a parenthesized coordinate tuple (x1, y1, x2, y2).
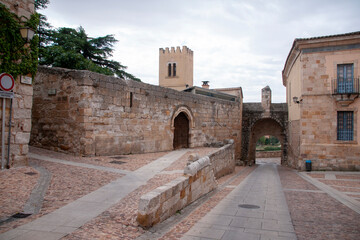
(31, 66, 242, 158)
(0, 0, 34, 167)
(241, 103, 288, 165)
(137, 142, 235, 228)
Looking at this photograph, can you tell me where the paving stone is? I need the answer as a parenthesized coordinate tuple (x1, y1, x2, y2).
(0, 229, 29, 240)
(199, 214, 233, 226)
(182, 164, 295, 240)
(260, 234, 295, 240)
(211, 206, 238, 216)
(228, 216, 247, 228)
(221, 229, 260, 240)
(262, 222, 295, 233)
(11, 230, 66, 240)
(186, 227, 225, 239)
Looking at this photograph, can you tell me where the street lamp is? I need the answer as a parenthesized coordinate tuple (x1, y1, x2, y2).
(19, 27, 35, 43)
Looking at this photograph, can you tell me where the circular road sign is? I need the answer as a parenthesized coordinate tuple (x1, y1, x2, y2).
(0, 73, 15, 91)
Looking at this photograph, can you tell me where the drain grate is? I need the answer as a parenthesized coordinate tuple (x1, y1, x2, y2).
(238, 204, 260, 209)
(12, 213, 31, 219)
(24, 172, 37, 176)
(110, 160, 126, 165)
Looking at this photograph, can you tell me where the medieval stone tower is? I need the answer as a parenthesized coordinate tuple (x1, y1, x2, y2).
(159, 46, 193, 91)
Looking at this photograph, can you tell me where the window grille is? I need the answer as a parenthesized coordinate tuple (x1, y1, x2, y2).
(337, 111, 354, 141)
(337, 64, 354, 93)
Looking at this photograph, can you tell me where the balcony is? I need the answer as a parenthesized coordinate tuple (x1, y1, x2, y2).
(332, 77, 360, 105)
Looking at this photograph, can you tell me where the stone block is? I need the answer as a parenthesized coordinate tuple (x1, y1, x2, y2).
(184, 156, 210, 176)
(187, 153, 199, 165)
(138, 191, 161, 214)
(15, 132, 30, 144)
(155, 185, 173, 203)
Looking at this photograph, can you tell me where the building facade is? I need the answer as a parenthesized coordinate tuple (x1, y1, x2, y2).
(283, 32, 360, 170)
(159, 46, 193, 91)
(0, 0, 35, 168)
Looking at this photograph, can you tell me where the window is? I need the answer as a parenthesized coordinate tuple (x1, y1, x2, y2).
(168, 63, 172, 77)
(337, 64, 354, 93)
(173, 63, 176, 76)
(337, 111, 354, 141)
(129, 92, 133, 108)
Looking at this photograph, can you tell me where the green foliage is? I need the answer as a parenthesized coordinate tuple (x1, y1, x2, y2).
(39, 26, 141, 81)
(35, 0, 140, 81)
(257, 136, 266, 145)
(36, 0, 52, 59)
(256, 135, 280, 146)
(263, 146, 281, 151)
(35, 0, 50, 10)
(0, 4, 39, 79)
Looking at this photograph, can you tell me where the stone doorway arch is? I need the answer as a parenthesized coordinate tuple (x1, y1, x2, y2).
(248, 118, 286, 165)
(173, 112, 190, 149)
(171, 105, 194, 149)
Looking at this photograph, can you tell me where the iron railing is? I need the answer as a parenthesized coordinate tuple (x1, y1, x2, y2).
(332, 77, 360, 95)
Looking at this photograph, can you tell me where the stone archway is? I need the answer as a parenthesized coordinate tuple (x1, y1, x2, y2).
(248, 118, 286, 165)
(171, 105, 194, 149)
(173, 112, 190, 149)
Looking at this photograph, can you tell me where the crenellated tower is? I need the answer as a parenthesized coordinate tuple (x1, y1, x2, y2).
(159, 46, 193, 91)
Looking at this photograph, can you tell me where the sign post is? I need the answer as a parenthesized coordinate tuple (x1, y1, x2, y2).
(0, 73, 14, 169)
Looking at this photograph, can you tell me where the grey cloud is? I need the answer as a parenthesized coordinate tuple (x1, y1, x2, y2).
(41, 0, 360, 102)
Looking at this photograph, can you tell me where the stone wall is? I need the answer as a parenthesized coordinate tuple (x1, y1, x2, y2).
(256, 151, 281, 158)
(137, 143, 234, 228)
(0, 0, 34, 168)
(208, 140, 235, 178)
(31, 66, 242, 157)
(1, 0, 34, 19)
(0, 84, 33, 167)
(286, 120, 300, 168)
(299, 95, 360, 170)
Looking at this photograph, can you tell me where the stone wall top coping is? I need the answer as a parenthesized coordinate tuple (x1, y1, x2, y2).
(184, 156, 210, 176)
(208, 142, 234, 158)
(37, 66, 241, 105)
(243, 102, 287, 112)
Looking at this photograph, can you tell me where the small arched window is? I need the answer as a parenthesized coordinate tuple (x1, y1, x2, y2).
(173, 63, 176, 76)
(168, 63, 172, 77)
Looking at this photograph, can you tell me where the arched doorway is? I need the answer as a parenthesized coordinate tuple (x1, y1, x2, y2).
(248, 118, 286, 165)
(255, 135, 281, 165)
(173, 112, 189, 149)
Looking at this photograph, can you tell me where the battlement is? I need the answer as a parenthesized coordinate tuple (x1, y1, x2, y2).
(159, 46, 193, 55)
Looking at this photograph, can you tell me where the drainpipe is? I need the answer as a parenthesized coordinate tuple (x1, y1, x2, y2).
(6, 98, 12, 169)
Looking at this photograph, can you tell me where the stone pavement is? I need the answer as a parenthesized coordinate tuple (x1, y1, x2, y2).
(298, 171, 360, 214)
(0, 149, 190, 240)
(22, 163, 51, 215)
(1, 150, 359, 240)
(182, 164, 296, 240)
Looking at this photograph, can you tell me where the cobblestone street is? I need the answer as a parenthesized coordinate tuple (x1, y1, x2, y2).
(0, 148, 359, 240)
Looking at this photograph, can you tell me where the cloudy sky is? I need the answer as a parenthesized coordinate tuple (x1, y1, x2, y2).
(39, 0, 360, 102)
